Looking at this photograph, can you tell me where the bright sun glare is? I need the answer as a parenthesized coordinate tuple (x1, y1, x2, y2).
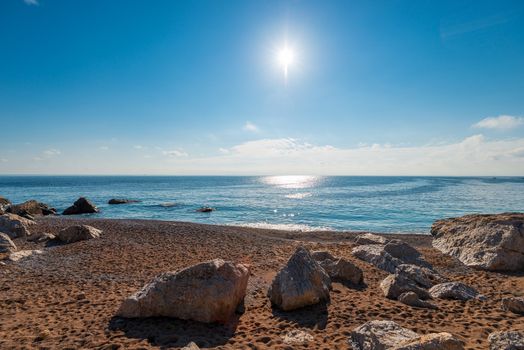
(277, 46, 295, 79)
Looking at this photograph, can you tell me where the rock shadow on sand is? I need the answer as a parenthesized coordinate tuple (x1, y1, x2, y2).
(271, 302, 329, 330)
(108, 315, 240, 349)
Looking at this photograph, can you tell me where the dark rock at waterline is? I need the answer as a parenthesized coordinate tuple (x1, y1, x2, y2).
(196, 207, 214, 213)
(63, 197, 99, 215)
(108, 199, 140, 205)
(7, 200, 57, 217)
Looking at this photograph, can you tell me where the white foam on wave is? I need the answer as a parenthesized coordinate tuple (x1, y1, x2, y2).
(237, 222, 333, 232)
(284, 192, 312, 199)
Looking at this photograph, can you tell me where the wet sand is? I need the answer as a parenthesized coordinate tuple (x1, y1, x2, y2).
(0, 217, 522, 349)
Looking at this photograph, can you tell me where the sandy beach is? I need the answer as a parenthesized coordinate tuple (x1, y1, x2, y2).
(0, 216, 522, 349)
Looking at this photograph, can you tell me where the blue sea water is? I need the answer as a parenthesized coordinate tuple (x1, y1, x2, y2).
(0, 176, 523, 234)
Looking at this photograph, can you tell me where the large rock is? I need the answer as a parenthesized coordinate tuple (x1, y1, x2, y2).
(117, 259, 249, 323)
(488, 331, 524, 350)
(352, 244, 404, 273)
(268, 246, 331, 311)
(62, 197, 99, 215)
(0, 213, 34, 238)
(398, 292, 437, 309)
(431, 213, 524, 271)
(57, 225, 102, 243)
(395, 264, 447, 289)
(0, 232, 17, 258)
(383, 240, 428, 267)
(380, 273, 430, 300)
(312, 250, 363, 285)
(350, 320, 463, 350)
(501, 297, 524, 315)
(428, 282, 482, 301)
(7, 200, 56, 217)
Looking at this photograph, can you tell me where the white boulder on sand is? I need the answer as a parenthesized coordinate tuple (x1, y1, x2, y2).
(488, 331, 524, 350)
(57, 225, 102, 243)
(117, 259, 249, 323)
(311, 250, 364, 285)
(350, 320, 464, 350)
(268, 246, 331, 311)
(431, 213, 524, 271)
(0, 213, 34, 238)
(428, 282, 483, 301)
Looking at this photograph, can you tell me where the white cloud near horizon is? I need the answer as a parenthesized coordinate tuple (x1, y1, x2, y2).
(243, 121, 259, 132)
(162, 149, 188, 158)
(473, 115, 524, 130)
(159, 135, 524, 176)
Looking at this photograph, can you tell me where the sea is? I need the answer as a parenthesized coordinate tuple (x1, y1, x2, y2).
(0, 176, 523, 234)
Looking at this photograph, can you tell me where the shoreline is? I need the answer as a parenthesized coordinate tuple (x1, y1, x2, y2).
(1, 216, 522, 349)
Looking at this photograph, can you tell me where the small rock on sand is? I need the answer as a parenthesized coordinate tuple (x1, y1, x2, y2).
(117, 259, 249, 323)
(268, 246, 331, 311)
(57, 225, 102, 243)
(181, 342, 200, 350)
(398, 292, 437, 309)
(282, 329, 314, 345)
(395, 264, 447, 289)
(488, 331, 524, 350)
(352, 244, 404, 273)
(428, 282, 483, 301)
(501, 297, 524, 315)
(312, 250, 363, 285)
(0, 232, 17, 258)
(350, 320, 464, 350)
(8, 249, 43, 262)
(380, 273, 430, 300)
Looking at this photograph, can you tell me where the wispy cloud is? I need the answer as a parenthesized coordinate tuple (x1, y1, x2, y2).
(473, 115, 524, 130)
(440, 12, 515, 39)
(99, 146, 109, 151)
(23, 0, 38, 5)
(162, 149, 188, 157)
(0, 158, 8, 163)
(134, 145, 144, 150)
(43, 149, 61, 156)
(243, 121, 259, 132)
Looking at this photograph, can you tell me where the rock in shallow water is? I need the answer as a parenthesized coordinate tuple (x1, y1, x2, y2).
(268, 246, 331, 311)
(62, 197, 99, 215)
(431, 213, 524, 271)
(108, 198, 139, 205)
(7, 200, 56, 217)
(117, 259, 249, 323)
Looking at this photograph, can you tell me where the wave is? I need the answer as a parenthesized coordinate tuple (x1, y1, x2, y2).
(284, 192, 312, 199)
(236, 222, 333, 232)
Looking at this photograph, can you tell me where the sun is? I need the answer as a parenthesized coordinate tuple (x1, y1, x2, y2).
(277, 46, 295, 79)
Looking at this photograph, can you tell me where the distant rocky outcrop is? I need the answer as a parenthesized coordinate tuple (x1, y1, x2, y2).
(108, 199, 140, 205)
(62, 197, 99, 215)
(268, 246, 331, 311)
(117, 259, 249, 323)
(312, 250, 363, 285)
(57, 225, 101, 243)
(488, 331, 524, 350)
(501, 297, 524, 315)
(431, 213, 524, 271)
(428, 282, 483, 301)
(350, 320, 464, 350)
(7, 200, 57, 218)
(0, 213, 35, 238)
(0, 232, 17, 258)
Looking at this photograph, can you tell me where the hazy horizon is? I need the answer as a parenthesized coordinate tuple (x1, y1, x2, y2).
(1, 0, 524, 176)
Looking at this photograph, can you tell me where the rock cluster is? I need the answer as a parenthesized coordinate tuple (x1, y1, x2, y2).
(118, 259, 249, 323)
(7, 200, 56, 218)
(63, 197, 99, 215)
(431, 213, 524, 271)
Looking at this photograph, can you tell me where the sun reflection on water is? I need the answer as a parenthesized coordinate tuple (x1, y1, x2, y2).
(261, 175, 321, 189)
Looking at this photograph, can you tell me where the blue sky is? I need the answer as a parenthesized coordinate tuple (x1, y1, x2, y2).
(1, 0, 524, 175)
